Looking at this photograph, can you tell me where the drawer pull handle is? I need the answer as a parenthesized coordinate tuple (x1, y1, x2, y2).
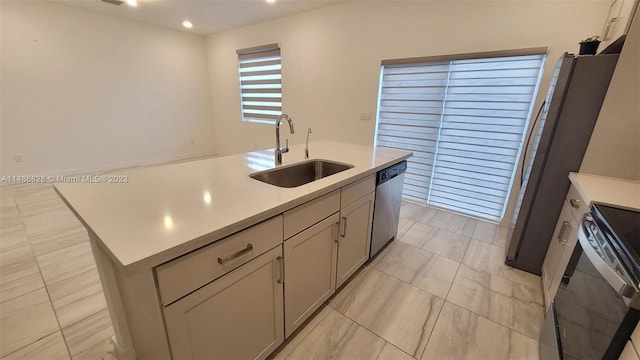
(558, 221, 571, 245)
(569, 199, 581, 208)
(340, 217, 348, 238)
(276, 256, 283, 284)
(218, 244, 253, 265)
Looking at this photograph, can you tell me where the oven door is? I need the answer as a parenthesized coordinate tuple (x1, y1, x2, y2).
(549, 215, 635, 359)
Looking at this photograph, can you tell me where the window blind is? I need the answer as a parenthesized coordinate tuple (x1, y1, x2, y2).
(237, 44, 282, 124)
(376, 52, 545, 221)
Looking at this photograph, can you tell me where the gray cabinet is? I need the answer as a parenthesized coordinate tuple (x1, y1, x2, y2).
(336, 191, 374, 288)
(283, 213, 339, 337)
(163, 246, 284, 360)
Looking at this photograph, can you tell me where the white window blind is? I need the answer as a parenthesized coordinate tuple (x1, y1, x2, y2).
(376, 51, 545, 221)
(237, 44, 282, 124)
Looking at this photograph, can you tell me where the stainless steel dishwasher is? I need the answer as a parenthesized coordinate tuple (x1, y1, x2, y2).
(370, 161, 407, 258)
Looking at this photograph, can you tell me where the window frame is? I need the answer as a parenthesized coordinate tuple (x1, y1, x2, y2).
(375, 48, 547, 222)
(237, 43, 282, 124)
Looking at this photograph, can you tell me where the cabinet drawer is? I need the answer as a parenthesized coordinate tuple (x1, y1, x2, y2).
(566, 185, 588, 221)
(284, 190, 340, 239)
(341, 174, 375, 208)
(156, 215, 283, 305)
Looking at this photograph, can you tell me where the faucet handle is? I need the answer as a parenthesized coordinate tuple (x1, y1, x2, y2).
(282, 139, 289, 154)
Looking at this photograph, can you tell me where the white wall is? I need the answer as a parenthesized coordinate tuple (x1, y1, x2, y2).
(206, 1, 610, 157)
(581, 8, 640, 180)
(1, 1, 216, 177)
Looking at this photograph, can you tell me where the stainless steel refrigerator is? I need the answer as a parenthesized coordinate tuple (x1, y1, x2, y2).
(505, 52, 619, 275)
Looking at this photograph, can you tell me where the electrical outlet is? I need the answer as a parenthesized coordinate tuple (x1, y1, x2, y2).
(359, 112, 371, 121)
(14, 153, 23, 162)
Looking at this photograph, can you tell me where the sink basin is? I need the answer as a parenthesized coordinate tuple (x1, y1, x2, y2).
(250, 160, 354, 188)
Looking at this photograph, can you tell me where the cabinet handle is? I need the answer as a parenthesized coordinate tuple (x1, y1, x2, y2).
(603, 17, 617, 41)
(557, 221, 571, 245)
(334, 222, 340, 243)
(276, 256, 283, 284)
(340, 217, 348, 238)
(569, 199, 581, 209)
(217, 243, 253, 265)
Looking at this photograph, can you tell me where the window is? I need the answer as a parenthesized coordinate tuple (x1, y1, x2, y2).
(376, 49, 546, 221)
(237, 43, 282, 124)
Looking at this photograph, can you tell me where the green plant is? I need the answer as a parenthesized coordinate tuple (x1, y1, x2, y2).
(580, 35, 600, 43)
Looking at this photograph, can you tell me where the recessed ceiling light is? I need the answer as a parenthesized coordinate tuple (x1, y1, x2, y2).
(125, 0, 137, 7)
(182, 20, 193, 29)
(266, 0, 276, 3)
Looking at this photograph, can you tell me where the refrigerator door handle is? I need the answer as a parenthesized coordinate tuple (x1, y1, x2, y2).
(520, 100, 546, 186)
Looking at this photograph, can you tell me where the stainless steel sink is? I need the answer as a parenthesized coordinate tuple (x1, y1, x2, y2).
(250, 160, 354, 188)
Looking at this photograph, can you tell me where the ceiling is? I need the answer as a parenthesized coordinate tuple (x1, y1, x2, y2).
(51, 0, 344, 35)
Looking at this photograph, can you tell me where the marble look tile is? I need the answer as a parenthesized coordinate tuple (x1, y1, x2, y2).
(62, 308, 114, 356)
(447, 265, 513, 328)
(273, 306, 333, 360)
(0, 244, 34, 267)
(373, 241, 458, 298)
(421, 228, 470, 262)
(72, 337, 113, 360)
(511, 297, 544, 339)
(21, 207, 81, 239)
(12, 185, 59, 209)
(421, 302, 510, 360)
(37, 242, 96, 286)
(462, 239, 505, 275)
(447, 265, 544, 339)
(0, 288, 59, 357)
(275, 308, 388, 360)
(0, 216, 23, 236)
(497, 265, 542, 291)
(2, 331, 70, 360)
(29, 225, 89, 257)
(0, 229, 29, 253)
(397, 218, 415, 240)
(330, 267, 444, 357)
(398, 222, 439, 249)
(47, 268, 102, 309)
(376, 343, 414, 360)
(419, 209, 477, 237)
(55, 290, 108, 329)
(508, 331, 539, 360)
(400, 201, 428, 222)
(0, 266, 44, 304)
(472, 221, 510, 248)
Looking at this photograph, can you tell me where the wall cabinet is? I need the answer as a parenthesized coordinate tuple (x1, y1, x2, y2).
(163, 245, 284, 360)
(599, 0, 638, 49)
(541, 185, 585, 308)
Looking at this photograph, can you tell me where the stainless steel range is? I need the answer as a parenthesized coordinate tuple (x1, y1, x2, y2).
(539, 203, 640, 359)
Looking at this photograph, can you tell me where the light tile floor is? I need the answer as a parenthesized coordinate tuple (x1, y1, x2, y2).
(0, 185, 544, 359)
(0, 184, 113, 359)
(272, 201, 544, 360)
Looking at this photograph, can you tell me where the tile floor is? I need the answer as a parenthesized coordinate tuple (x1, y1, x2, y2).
(0, 184, 113, 359)
(0, 184, 544, 360)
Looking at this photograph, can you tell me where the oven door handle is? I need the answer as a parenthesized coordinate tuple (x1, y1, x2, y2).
(577, 220, 637, 299)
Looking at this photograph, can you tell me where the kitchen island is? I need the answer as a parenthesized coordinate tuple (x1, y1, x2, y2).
(55, 141, 411, 359)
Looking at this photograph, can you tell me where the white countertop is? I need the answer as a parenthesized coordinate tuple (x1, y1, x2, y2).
(569, 172, 640, 210)
(55, 141, 411, 271)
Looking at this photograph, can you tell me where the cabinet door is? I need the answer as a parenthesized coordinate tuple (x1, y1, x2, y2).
(541, 201, 578, 308)
(164, 246, 284, 360)
(336, 192, 374, 288)
(284, 213, 339, 337)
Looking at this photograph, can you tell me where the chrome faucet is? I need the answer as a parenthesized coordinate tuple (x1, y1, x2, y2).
(305, 128, 312, 159)
(275, 113, 295, 165)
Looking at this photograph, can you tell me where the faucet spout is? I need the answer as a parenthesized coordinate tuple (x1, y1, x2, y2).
(275, 113, 295, 165)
